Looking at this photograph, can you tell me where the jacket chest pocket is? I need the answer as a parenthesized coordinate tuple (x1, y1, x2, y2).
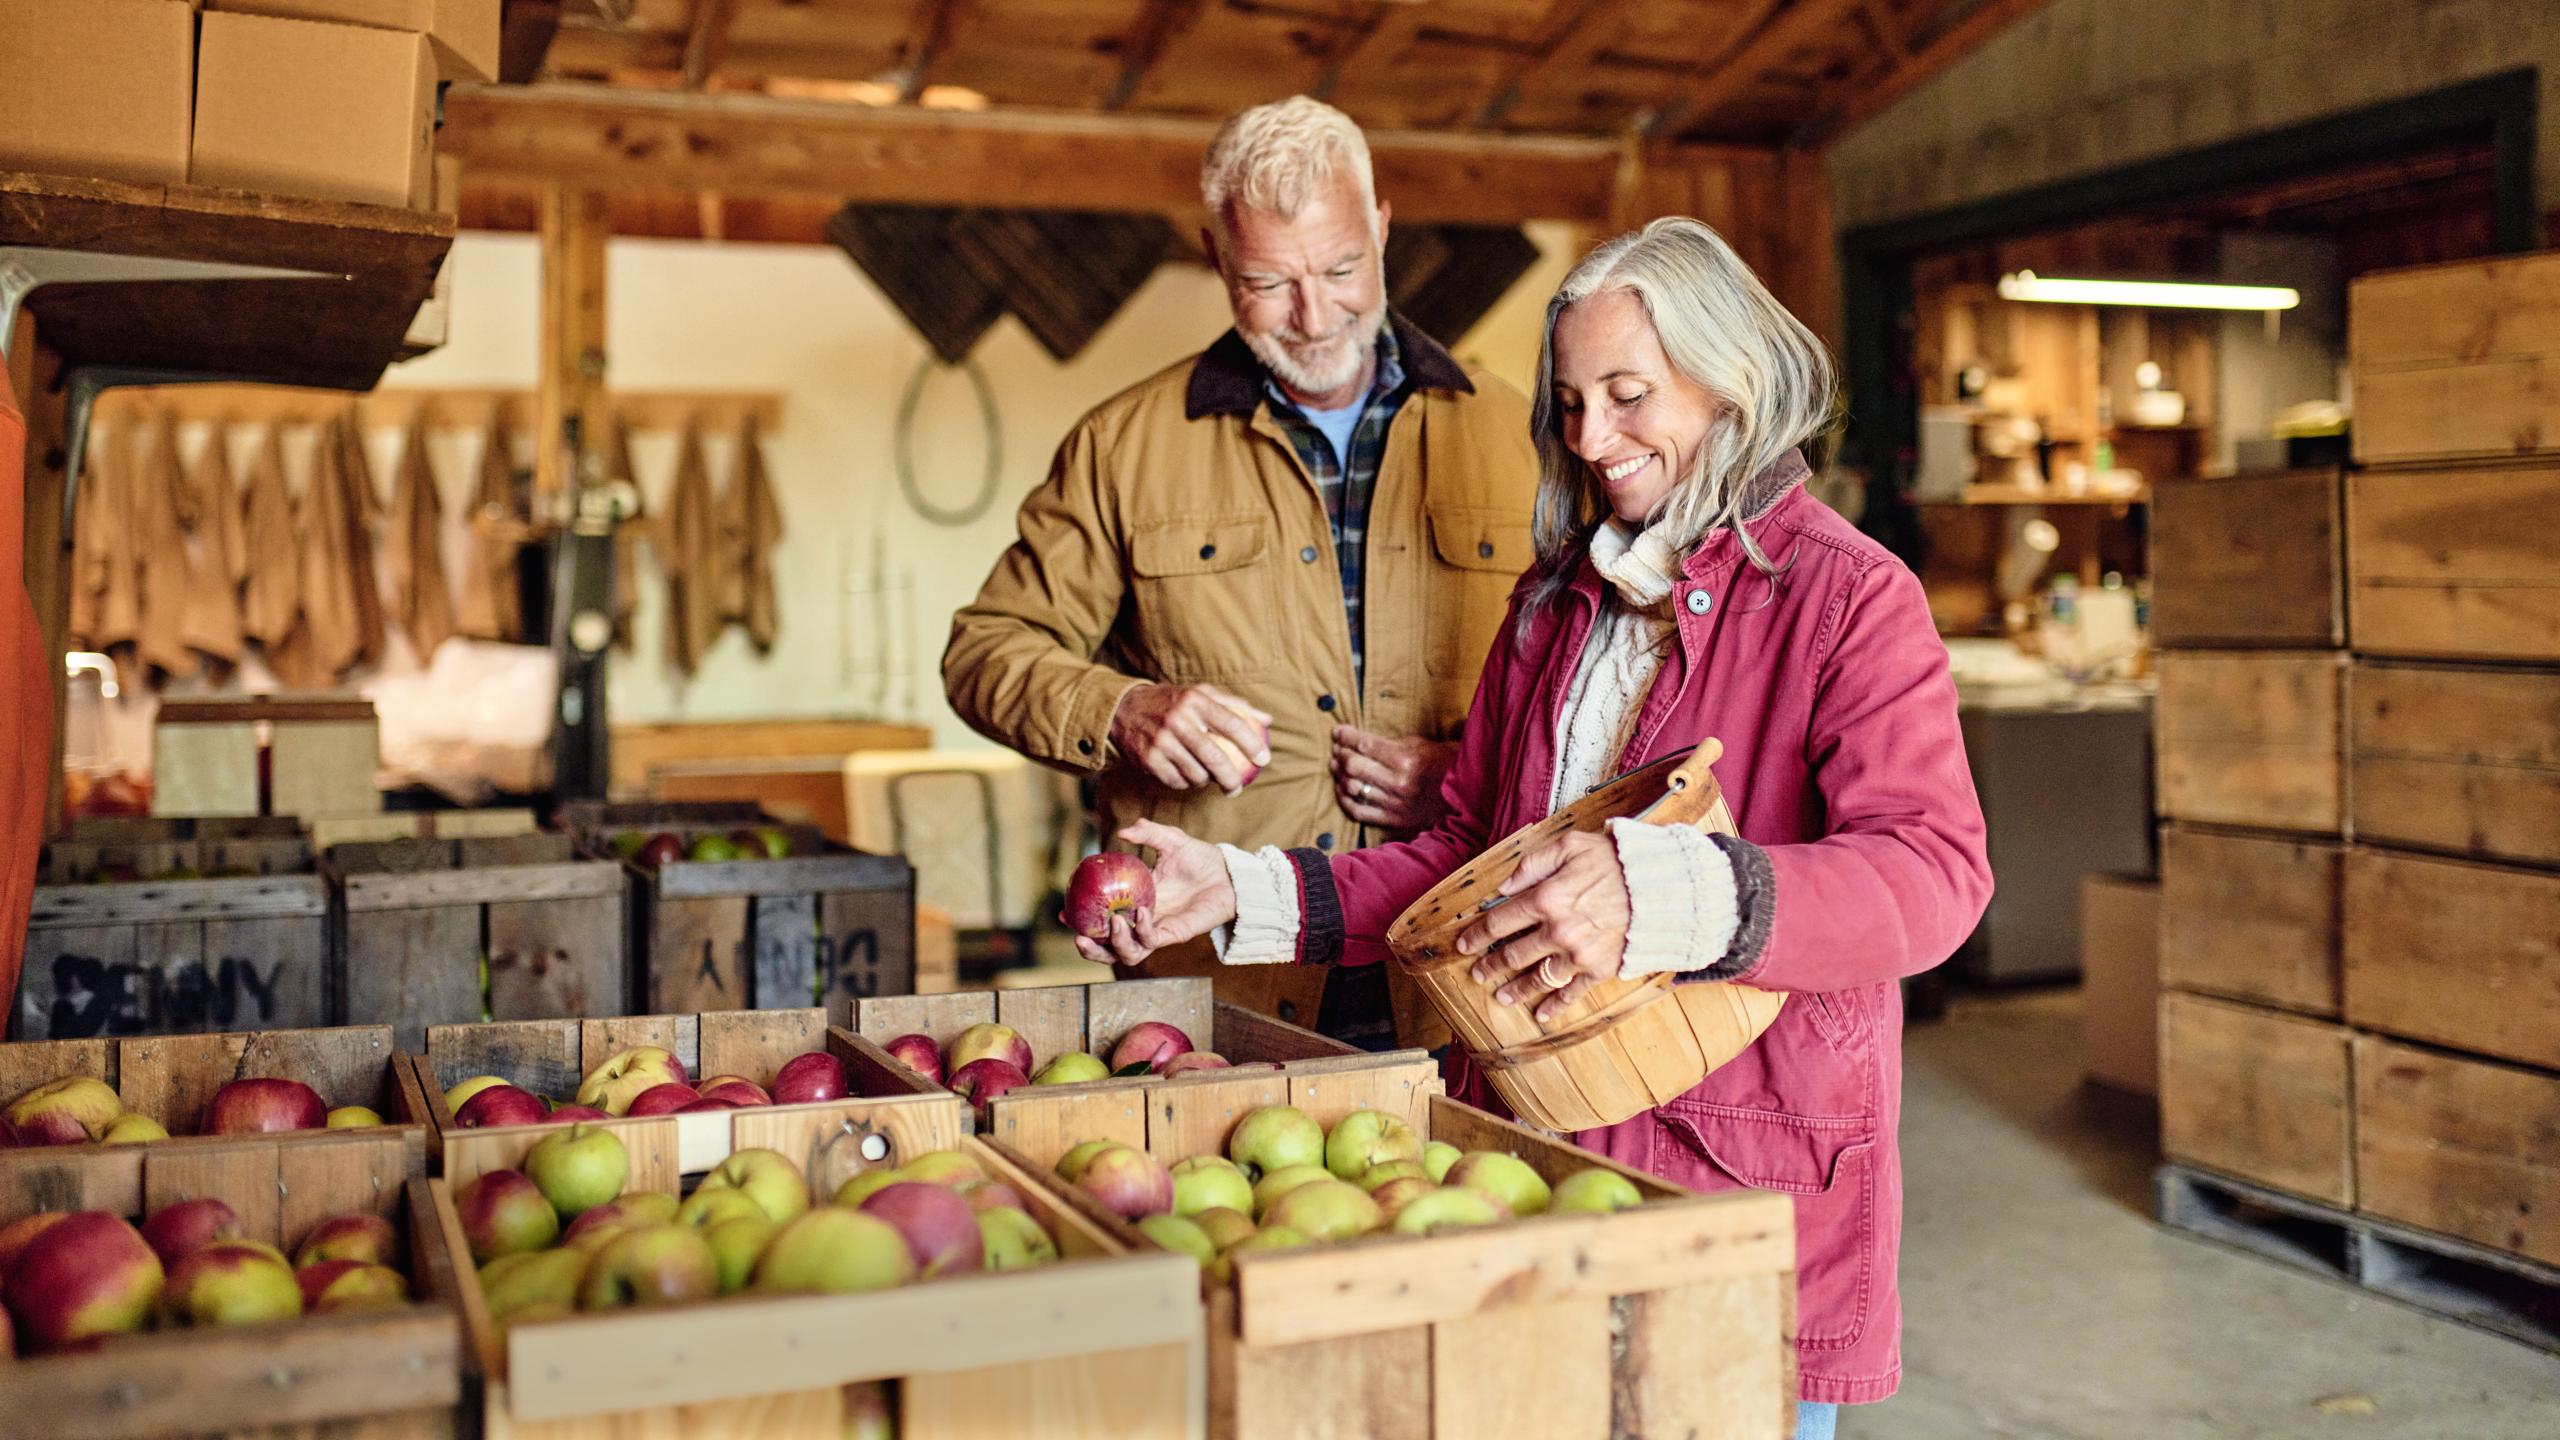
(1424, 505, 1531, 680)
(1129, 517, 1281, 682)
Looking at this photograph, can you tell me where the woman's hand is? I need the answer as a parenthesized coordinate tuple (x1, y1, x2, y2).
(1067, 820, 1238, 969)
(1453, 829, 1630, 1024)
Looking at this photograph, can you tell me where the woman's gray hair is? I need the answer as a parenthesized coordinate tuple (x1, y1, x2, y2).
(1200, 97, 1378, 241)
(1525, 217, 1836, 619)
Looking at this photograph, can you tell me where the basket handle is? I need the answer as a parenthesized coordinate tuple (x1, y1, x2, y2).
(1635, 738, 1735, 836)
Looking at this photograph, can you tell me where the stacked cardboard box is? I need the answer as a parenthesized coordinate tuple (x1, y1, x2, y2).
(0, 0, 197, 184)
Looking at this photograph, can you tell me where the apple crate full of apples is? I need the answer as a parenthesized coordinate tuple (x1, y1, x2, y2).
(21, 818, 329, 1040)
(848, 976, 1443, 1157)
(425, 1073, 1202, 1436)
(326, 832, 632, 1052)
(1016, 1091, 1800, 1440)
(561, 800, 917, 1021)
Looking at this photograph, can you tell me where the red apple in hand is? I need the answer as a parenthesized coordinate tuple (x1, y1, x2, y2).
(880, 1035, 941, 1086)
(203, 1078, 327, 1135)
(1065, 852, 1156, 940)
(1108, 1021, 1193, 1073)
(771, 1052, 849, 1104)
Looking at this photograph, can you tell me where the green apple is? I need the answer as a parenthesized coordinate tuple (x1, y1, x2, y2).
(833, 1169, 903, 1210)
(1358, 1160, 1428, 1192)
(481, 1247, 588, 1319)
(676, 1187, 768, 1231)
(704, 1215, 778, 1294)
(1193, 1207, 1256, 1252)
(1032, 1052, 1110, 1085)
(1446, 1152, 1550, 1218)
(1249, 1164, 1332, 1220)
(1136, 1214, 1216, 1266)
(1055, 1140, 1117, 1182)
(695, 1148, 811, 1224)
(525, 1123, 630, 1219)
(442, 1075, 512, 1113)
(753, 1208, 915, 1294)
(1264, 1180, 1382, 1242)
(99, 1113, 169, 1144)
(975, 1207, 1059, 1272)
(1170, 1156, 1255, 1219)
(325, 1106, 383, 1129)
(5, 1076, 124, 1142)
(1421, 1141, 1462, 1183)
(1225, 1105, 1324, 1179)
(895, 1151, 985, 1188)
(1210, 1224, 1308, 1281)
(578, 1225, 719, 1309)
(1323, 1109, 1421, 1183)
(1391, 1186, 1508, 1235)
(1550, 1168, 1645, 1215)
(1368, 1177, 1435, 1223)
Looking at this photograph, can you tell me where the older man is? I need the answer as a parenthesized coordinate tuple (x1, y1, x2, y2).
(945, 96, 1536, 1049)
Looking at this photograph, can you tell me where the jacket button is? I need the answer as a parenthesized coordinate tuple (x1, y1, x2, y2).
(1317, 694, 1336, 712)
(1477, 541, 1494, 559)
(1686, 589, 1713, 615)
(1277, 1001, 1299, 1022)
(1199, 543, 1217, 560)
(1078, 738, 1094, 754)
(1301, 546, 1319, 563)
(1317, 833, 1335, 851)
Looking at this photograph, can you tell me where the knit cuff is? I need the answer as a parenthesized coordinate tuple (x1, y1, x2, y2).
(1606, 819, 1741, 979)
(1212, 844, 1300, 965)
(1696, 833, 1777, 982)
(1285, 847, 1346, 967)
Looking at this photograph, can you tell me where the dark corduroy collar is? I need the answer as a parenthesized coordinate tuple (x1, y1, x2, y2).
(1185, 310, 1473, 421)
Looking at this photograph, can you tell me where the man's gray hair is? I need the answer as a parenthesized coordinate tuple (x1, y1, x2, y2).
(1201, 96, 1379, 236)
(1525, 217, 1837, 620)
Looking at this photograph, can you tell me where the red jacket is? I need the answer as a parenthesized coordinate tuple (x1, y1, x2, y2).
(2, 376, 48, 1020)
(1277, 467, 1991, 1404)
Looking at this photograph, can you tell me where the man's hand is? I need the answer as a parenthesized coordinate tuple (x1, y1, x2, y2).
(1109, 683, 1274, 794)
(1068, 821, 1239, 968)
(1330, 726, 1456, 833)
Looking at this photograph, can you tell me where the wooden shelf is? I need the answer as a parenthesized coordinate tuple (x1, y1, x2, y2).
(1929, 483, 2153, 507)
(2, 171, 454, 391)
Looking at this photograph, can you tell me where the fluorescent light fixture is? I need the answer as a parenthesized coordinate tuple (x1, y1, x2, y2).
(1997, 270, 2300, 311)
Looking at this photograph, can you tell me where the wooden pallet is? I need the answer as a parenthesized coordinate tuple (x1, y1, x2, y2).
(2156, 1163, 2560, 1353)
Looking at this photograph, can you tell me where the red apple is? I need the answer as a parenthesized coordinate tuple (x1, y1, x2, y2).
(947, 1058, 1029, 1114)
(946, 1024, 1033, 1076)
(675, 1098, 739, 1113)
(879, 1035, 942, 1086)
(14, 1109, 93, 1146)
(140, 1198, 240, 1267)
(545, 1105, 610, 1124)
(951, 1178, 1028, 1215)
(1064, 853, 1156, 940)
(577, 1224, 719, 1310)
(162, 1239, 302, 1328)
(625, 1083, 702, 1117)
(857, 1182, 984, 1277)
(5, 1076, 123, 1141)
(699, 1077, 773, 1107)
(297, 1259, 408, 1313)
(5, 1212, 164, 1351)
(1075, 1145, 1175, 1220)
(0, 1212, 72, 1282)
(1108, 1021, 1194, 1073)
(771, 1052, 849, 1104)
(455, 1170, 560, 1264)
(294, 1213, 400, 1270)
(456, 1085, 549, 1129)
(0, 1114, 18, 1147)
(1158, 1051, 1232, 1077)
(202, 1077, 327, 1136)
(634, 832, 684, 870)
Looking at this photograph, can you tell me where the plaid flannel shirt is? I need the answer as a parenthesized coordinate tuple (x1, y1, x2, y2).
(1261, 325, 1411, 687)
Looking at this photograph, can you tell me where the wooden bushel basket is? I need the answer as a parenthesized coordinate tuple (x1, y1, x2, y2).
(1387, 742, 1785, 1132)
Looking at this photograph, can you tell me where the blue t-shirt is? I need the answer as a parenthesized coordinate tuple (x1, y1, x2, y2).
(1300, 398, 1365, 470)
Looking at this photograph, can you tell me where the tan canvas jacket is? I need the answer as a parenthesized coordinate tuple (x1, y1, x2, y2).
(945, 315, 1537, 1038)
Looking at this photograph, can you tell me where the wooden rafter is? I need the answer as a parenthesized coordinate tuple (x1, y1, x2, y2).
(898, 0, 962, 103)
(1316, 2, 1433, 101)
(1108, 0, 1210, 111)
(1472, 0, 1646, 129)
(1655, 0, 1856, 137)
(1801, 0, 2054, 142)
(440, 83, 1765, 224)
(677, 0, 737, 90)
(1858, 0, 1910, 58)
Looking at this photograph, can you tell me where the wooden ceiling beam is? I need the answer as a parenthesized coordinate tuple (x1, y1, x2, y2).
(1472, 0, 1646, 129)
(440, 83, 1770, 224)
(1799, 0, 2054, 144)
(677, 0, 737, 90)
(1108, 0, 1210, 111)
(1655, 0, 1857, 138)
(1858, 0, 1910, 58)
(898, 0, 962, 103)
(1316, 3, 1433, 101)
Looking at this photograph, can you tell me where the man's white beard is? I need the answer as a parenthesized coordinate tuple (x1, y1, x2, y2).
(1245, 300, 1386, 402)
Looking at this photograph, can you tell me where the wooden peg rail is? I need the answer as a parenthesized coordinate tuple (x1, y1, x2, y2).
(88, 384, 783, 434)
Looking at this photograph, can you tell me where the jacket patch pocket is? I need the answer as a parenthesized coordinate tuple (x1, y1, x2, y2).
(1424, 505, 1531, 679)
(1128, 516, 1278, 682)
(1656, 1100, 1879, 1352)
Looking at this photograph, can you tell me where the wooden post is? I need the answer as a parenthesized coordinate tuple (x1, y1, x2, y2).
(534, 185, 609, 497)
(9, 316, 69, 834)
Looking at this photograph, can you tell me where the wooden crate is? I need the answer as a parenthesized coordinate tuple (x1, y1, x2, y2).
(0, 1153, 461, 1438)
(2153, 650, 2345, 834)
(1017, 1093, 1799, 1440)
(2345, 462, 2560, 662)
(0, 1024, 431, 1217)
(2148, 468, 2345, 648)
(2350, 250, 2560, 465)
(2158, 826, 2342, 1017)
(2158, 992, 2354, 1207)
(848, 977, 1442, 1157)
(2354, 1033, 2560, 1268)
(564, 804, 916, 1019)
(329, 833, 630, 1051)
(606, 716, 931, 796)
(425, 1134, 1202, 1439)
(2343, 848, 2560, 1073)
(153, 696, 382, 820)
(2349, 660, 2560, 864)
(410, 1008, 967, 1189)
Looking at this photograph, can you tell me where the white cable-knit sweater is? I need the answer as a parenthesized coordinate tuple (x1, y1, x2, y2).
(1216, 518, 1739, 976)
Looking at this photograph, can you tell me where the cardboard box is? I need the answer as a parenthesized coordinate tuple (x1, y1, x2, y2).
(203, 0, 497, 81)
(2079, 872, 2158, 1096)
(192, 11, 438, 208)
(0, 0, 194, 185)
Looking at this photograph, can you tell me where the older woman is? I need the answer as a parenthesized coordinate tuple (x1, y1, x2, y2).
(1084, 217, 1992, 1437)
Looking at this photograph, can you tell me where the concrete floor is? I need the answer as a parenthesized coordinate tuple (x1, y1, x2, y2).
(1866, 988, 2560, 1438)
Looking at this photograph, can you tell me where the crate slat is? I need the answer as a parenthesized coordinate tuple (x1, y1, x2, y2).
(487, 892, 624, 1022)
(2355, 1034, 2560, 1267)
(2147, 469, 2345, 648)
(2154, 651, 2345, 834)
(1430, 1298, 1612, 1440)
(2349, 661, 2560, 866)
(2344, 849, 2560, 1071)
(2159, 993, 2354, 1206)
(2346, 464, 2560, 660)
(344, 906, 483, 1053)
(2158, 827, 2342, 1017)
